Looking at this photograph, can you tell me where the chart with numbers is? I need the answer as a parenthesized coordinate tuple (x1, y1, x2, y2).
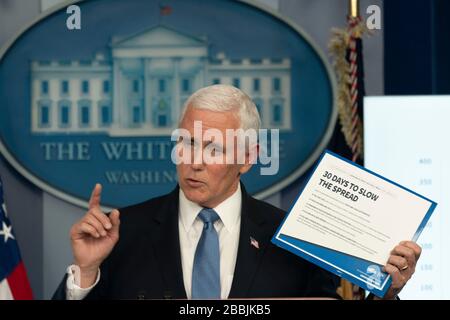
(364, 96, 450, 299)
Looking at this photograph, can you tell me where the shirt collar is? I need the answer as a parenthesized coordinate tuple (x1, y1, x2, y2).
(179, 183, 242, 234)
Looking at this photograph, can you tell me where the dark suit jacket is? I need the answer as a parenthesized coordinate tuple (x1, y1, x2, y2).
(53, 184, 340, 299)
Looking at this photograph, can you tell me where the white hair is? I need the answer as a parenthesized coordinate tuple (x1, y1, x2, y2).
(179, 84, 261, 131)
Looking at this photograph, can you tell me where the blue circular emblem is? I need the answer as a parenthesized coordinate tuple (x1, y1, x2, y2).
(0, 0, 336, 208)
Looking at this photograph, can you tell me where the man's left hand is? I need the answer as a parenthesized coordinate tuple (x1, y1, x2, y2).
(379, 241, 422, 300)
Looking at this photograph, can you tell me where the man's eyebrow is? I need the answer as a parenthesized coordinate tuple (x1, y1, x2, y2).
(182, 137, 197, 144)
(187, 137, 208, 146)
(183, 137, 225, 150)
(177, 136, 193, 143)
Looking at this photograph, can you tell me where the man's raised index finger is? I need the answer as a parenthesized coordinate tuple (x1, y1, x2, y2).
(88, 183, 102, 209)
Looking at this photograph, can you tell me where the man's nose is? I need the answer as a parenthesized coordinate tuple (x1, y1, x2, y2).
(190, 146, 204, 171)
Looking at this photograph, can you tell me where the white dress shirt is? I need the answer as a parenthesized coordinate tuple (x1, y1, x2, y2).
(179, 184, 241, 299)
(66, 184, 242, 300)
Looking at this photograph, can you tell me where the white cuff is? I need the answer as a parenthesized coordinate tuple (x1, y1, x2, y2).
(65, 265, 100, 300)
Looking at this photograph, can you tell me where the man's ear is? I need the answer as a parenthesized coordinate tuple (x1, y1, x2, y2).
(248, 144, 259, 164)
(237, 144, 258, 177)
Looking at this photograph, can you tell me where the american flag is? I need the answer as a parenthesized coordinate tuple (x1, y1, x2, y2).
(0, 177, 33, 300)
(250, 237, 259, 249)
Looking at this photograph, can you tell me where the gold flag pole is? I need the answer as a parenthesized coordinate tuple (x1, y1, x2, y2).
(332, 0, 364, 300)
(337, 0, 362, 301)
(349, 0, 359, 18)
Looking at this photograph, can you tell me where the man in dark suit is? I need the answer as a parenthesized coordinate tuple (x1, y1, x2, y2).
(53, 85, 421, 300)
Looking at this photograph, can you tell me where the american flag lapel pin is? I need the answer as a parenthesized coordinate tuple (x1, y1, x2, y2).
(250, 236, 259, 249)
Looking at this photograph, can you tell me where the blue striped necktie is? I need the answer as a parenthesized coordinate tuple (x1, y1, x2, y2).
(191, 208, 221, 299)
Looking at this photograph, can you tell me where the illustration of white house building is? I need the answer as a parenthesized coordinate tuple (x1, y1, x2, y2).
(31, 25, 291, 136)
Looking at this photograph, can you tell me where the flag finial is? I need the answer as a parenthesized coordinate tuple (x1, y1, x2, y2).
(349, 0, 359, 18)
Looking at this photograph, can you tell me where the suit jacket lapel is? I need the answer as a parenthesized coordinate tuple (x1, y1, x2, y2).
(228, 184, 269, 298)
(150, 186, 187, 299)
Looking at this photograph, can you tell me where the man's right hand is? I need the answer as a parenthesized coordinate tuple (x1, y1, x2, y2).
(70, 183, 120, 288)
